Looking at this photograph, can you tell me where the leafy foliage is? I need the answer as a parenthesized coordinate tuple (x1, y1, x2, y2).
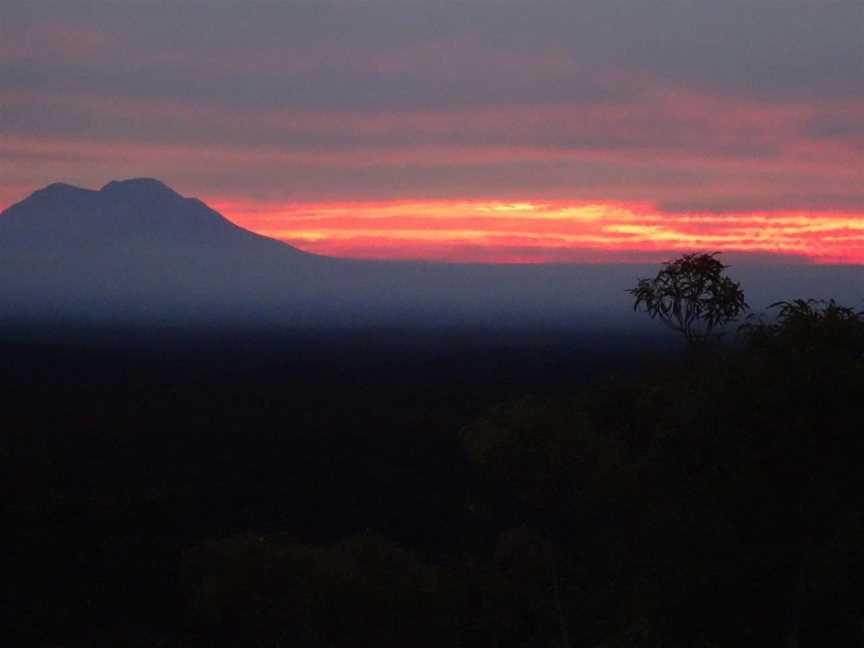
(741, 298, 864, 357)
(629, 253, 748, 344)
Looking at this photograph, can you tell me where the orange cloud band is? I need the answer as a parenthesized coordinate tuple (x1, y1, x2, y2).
(212, 199, 864, 264)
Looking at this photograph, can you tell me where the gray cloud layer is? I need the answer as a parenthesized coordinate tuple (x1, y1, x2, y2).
(2, 1, 862, 210)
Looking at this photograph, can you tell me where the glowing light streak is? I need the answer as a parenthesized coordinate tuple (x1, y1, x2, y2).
(210, 199, 864, 264)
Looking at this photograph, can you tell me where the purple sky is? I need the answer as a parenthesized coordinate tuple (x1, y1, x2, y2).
(2, 1, 863, 261)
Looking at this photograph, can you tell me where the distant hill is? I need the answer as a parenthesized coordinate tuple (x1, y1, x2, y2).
(0, 178, 860, 340)
(0, 178, 307, 255)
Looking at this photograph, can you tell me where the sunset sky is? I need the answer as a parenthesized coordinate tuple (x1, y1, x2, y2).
(2, 1, 863, 263)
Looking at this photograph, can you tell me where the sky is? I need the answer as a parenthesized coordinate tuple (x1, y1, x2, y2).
(2, 1, 863, 263)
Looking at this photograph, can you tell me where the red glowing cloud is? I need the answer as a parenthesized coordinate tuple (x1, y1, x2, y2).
(210, 199, 864, 264)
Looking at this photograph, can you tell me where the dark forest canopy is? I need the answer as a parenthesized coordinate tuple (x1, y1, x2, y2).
(4, 254, 864, 646)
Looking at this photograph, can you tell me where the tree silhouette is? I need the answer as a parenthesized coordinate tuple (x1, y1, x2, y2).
(629, 252, 747, 344)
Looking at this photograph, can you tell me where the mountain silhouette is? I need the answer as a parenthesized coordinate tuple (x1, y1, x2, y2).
(0, 178, 307, 256)
(0, 178, 334, 328)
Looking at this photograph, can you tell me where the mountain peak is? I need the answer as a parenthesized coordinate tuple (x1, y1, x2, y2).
(43, 181, 86, 192)
(99, 178, 180, 199)
(0, 177, 309, 258)
(32, 182, 96, 198)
